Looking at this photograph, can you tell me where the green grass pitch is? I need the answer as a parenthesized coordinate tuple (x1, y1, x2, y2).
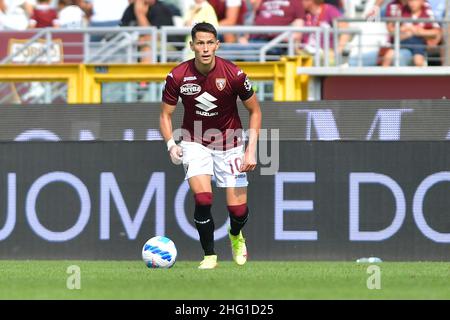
(0, 261, 449, 299)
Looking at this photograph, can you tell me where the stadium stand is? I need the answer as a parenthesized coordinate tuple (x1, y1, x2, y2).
(29, 0, 57, 28)
(209, 0, 247, 43)
(182, 0, 219, 60)
(0, 0, 449, 103)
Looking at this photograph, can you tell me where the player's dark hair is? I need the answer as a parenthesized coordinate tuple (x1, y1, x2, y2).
(191, 22, 218, 41)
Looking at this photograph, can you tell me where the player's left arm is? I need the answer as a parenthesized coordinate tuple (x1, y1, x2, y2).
(240, 92, 262, 172)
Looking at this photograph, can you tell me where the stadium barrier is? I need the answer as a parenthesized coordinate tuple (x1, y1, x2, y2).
(0, 141, 448, 261)
(0, 100, 449, 260)
(299, 66, 450, 100)
(0, 57, 312, 103)
(0, 100, 448, 141)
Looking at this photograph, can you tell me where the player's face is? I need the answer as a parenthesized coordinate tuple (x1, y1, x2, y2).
(190, 31, 219, 66)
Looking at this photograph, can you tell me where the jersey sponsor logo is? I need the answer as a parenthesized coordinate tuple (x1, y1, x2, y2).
(215, 78, 226, 91)
(180, 83, 201, 95)
(195, 92, 219, 116)
(183, 76, 197, 82)
(244, 76, 252, 91)
(196, 110, 218, 117)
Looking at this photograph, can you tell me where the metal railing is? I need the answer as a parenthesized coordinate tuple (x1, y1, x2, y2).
(161, 25, 323, 63)
(1, 26, 158, 64)
(0, 25, 364, 66)
(0, 26, 339, 103)
(0, 19, 448, 103)
(1, 22, 447, 66)
(0, 26, 158, 104)
(335, 17, 448, 67)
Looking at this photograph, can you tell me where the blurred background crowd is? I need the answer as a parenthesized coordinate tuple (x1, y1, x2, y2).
(0, 0, 448, 66)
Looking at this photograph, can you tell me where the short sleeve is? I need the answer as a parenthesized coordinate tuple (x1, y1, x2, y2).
(162, 72, 180, 105)
(232, 68, 254, 101)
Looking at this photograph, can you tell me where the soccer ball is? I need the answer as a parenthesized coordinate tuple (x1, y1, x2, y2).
(142, 236, 177, 268)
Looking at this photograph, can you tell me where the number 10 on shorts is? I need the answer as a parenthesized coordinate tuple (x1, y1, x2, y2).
(228, 157, 242, 174)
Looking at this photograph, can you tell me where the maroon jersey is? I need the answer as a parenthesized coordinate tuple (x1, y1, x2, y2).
(385, 0, 437, 43)
(386, 0, 433, 20)
(252, 0, 305, 40)
(31, 5, 58, 28)
(208, 0, 247, 25)
(401, 3, 439, 29)
(162, 56, 254, 150)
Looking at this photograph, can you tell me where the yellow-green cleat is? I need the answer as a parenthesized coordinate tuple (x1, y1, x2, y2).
(198, 255, 218, 269)
(228, 229, 247, 266)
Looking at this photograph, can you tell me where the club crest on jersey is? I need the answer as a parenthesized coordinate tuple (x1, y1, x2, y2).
(215, 78, 226, 91)
(180, 83, 201, 95)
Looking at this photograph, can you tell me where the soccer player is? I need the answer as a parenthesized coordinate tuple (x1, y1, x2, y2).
(159, 22, 262, 269)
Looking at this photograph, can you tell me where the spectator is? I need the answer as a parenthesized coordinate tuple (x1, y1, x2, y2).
(301, 0, 349, 64)
(75, 0, 128, 27)
(54, 0, 86, 29)
(120, 0, 175, 63)
(208, 0, 247, 42)
(382, 0, 440, 66)
(369, 0, 445, 19)
(384, 0, 442, 49)
(241, 0, 304, 55)
(29, 0, 57, 28)
(425, 0, 446, 65)
(374, 0, 428, 65)
(184, 0, 218, 28)
(73, 0, 128, 42)
(389, 0, 442, 63)
(183, 0, 219, 60)
(120, 0, 174, 28)
(0, 0, 34, 30)
(346, 16, 390, 66)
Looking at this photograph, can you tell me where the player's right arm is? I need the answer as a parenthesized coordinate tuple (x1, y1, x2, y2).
(159, 102, 176, 143)
(160, 102, 183, 165)
(160, 72, 182, 165)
